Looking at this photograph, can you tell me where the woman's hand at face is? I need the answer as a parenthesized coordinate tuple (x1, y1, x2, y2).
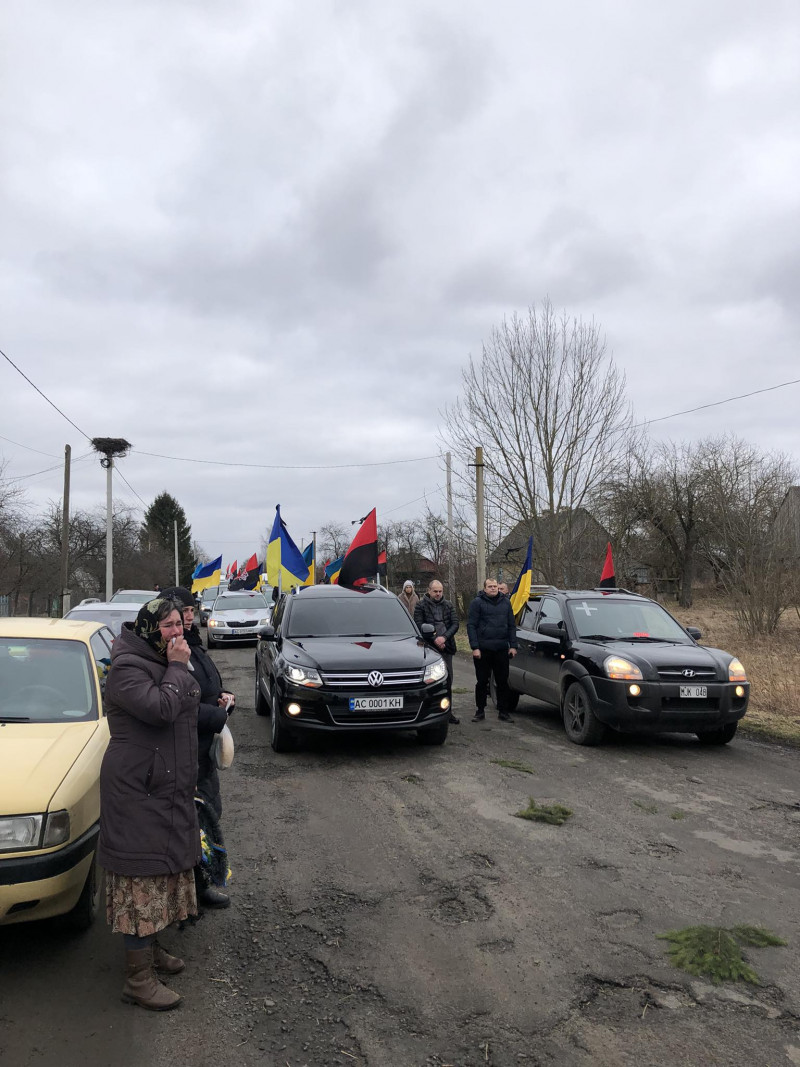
(166, 634, 191, 664)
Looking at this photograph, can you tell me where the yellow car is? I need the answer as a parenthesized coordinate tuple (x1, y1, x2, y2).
(0, 618, 114, 928)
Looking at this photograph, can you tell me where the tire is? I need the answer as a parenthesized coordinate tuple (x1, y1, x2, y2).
(417, 722, 449, 745)
(562, 681, 606, 746)
(270, 689, 298, 753)
(206, 635, 216, 649)
(255, 673, 269, 717)
(696, 722, 738, 745)
(489, 678, 520, 712)
(63, 851, 99, 931)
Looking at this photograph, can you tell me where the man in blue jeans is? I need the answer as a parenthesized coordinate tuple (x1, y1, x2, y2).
(467, 577, 518, 723)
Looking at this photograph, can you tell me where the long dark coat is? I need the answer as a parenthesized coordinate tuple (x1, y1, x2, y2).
(186, 627, 227, 816)
(98, 624, 201, 876)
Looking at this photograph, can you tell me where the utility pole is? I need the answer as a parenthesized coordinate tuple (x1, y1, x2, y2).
(446, 452, 454, 598)
(173, 520, 179, 585)
(59, 445, 71, 615)
(475, 446, 486, 589)
(91, 438, 131, 601)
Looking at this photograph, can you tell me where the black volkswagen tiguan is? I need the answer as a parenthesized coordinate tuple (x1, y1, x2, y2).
(255, 585, 451, 752)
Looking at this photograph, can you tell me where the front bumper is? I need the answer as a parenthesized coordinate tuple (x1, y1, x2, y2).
(208, 624, 262, 642)
(0, 823, 98, 925)
(275, 679, 451, 733)
(590, 677, 750, 733)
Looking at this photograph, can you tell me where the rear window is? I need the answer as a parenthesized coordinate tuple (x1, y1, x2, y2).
(286, 595, 417, 638)
(214, 595, 268, 611)
(65, 608, 136, 635)
(0, 639, 99, 722)
(110, 592, 155, 604)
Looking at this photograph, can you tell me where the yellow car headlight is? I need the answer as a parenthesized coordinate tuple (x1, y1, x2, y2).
(728, 658, 747, 682)
(604, 655, 643, 681)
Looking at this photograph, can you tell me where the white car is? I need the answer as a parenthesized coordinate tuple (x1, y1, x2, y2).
(64, 602, 139, 637)
(109, 589, 158, 605)
(206, 591, 271, 647)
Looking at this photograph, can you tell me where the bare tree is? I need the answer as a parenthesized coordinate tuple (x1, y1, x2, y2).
(318, 521, 350, 562)
(443, 299, 633, 581)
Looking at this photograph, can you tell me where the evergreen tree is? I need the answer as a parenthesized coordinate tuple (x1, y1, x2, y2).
(142, 492, 196, 586)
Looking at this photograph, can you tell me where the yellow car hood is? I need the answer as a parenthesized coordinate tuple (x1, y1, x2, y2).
(0, 722, 99, 813)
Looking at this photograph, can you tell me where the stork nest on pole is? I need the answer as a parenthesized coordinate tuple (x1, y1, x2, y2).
(91, 437, 131, 458)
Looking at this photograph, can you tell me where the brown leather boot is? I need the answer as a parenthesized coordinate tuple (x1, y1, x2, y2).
(152, 940, 185, 975)
(121, 947, 182, 1010)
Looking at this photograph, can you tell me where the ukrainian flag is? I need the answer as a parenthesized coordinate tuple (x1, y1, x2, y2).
(302, 542, 315, 586)
(191, 555, 223, 595)
(509, 537, 533, 620)
(324, 554, 344, 585)
(266, 506, 310, 590)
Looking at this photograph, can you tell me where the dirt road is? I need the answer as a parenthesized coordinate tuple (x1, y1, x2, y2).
(2, 643, 799, 1067)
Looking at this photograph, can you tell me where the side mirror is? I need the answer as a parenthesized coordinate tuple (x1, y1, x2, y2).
(421, 623, 435, 636)
(685, 626, 702, 641)
(258, 625, 276, 641)
(539, 622, 564, 640)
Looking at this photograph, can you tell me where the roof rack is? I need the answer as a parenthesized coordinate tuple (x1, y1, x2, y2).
(590, 586, 643, 597)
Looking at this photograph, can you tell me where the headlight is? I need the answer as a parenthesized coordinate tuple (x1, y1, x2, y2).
(0, 814, 43, 851)
(43, 810, 70, 847)
(424, 660, 448, 684)
(604, 655, 643, 681)
(208, 619, 224, 628)
(284, 664, 322, 688)
(258, 618, 270, 626)
(728, 658, 747, 682)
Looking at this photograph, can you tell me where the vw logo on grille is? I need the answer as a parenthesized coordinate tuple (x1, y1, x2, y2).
(682, 669, 696, 678)
(367, 671, 384, 688)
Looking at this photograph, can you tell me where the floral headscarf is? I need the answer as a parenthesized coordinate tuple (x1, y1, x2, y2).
(134, 597, 181, 657)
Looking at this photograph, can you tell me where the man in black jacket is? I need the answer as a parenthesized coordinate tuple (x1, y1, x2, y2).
(467, 577, 518, 723)
(414, 580, 460, 725)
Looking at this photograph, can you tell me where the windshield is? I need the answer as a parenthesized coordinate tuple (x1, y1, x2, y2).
(202, 587, 219, 604)
(287, 596, 417, 638)
(566, 598, 689, 642)
(65, 608, 136, 635)
(110, 591, 155, 604)
(214, 595, 268, 612)
(0, 638, 98, 722)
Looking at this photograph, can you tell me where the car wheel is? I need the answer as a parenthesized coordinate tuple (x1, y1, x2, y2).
(270, 689, 298, 753)
(696, 722, 738, 745)
(63, 852, 99, 931)
(562, 681, 606, 746)
(255, 674, 269, 717)
(489, 677, 520, 712)
(417, 722, 449, 745)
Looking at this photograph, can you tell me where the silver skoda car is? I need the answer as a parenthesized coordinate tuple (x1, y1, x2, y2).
(206, 590, 272, 647)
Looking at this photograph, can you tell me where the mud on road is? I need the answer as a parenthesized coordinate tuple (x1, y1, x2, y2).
(2, 643, 800, 1067)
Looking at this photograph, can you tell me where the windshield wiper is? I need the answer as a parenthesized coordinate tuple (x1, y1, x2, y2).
(0, 716, 31, 722)
(579, 634, 615, 641)
(618, 635, 681, 642)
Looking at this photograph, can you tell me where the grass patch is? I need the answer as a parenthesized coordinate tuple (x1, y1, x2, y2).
(513, 797, 573, 825)
(670, 810, 687, 820)
(400, 773, 422, 784)
(452, 686, 469, 694)
(658, 925, 786, 985)
(491, 758, 534, 774)
(633, 800, 659, 814)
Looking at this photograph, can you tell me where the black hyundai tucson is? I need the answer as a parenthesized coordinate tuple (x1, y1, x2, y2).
(501, 588, 749, 746)
(254, 584, 451, 752)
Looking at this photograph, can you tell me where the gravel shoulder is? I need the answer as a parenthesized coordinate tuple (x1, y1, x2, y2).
(2, 645, 799, 1067)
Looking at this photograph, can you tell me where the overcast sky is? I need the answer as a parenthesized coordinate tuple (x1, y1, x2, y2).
(2, 0, 798, 571)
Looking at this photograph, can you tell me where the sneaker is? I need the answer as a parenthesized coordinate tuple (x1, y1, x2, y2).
(471, 711, 485, 722)
(498, 712, 514, 723)
(448, 713, 460, 725)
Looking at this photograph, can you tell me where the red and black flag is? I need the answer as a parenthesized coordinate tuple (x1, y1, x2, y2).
(338, 508, 379, 588)
(599, 542, 616, 589)
(230, 552, 260, 590)
(377, 549, 387, 578)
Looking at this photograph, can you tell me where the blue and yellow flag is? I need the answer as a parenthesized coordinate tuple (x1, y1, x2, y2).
(324, 554, 344, 584)
(301, 542, 315, 586)
(266, 506, 310, 590)
(191, 555, 223, 595)
(509, 537, 533, 620)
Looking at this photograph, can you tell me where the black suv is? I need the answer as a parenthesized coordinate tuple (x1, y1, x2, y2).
(501, 588, 749, 746)
(254, 584, 451, 752)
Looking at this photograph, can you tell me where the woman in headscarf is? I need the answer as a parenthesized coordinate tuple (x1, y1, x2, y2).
(161, 586, 234, 909)
(98, 596, 201, 1011)
(398, 580, 419, 615)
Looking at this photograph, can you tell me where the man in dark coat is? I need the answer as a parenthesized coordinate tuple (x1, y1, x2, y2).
(467, 577, 518, 723)
(414, 580, 460, 725)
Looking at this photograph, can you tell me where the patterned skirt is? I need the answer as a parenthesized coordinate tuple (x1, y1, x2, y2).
(105, 870, 197, 936)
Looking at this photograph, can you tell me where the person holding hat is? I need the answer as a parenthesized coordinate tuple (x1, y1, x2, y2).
(162, 586, 235, 910)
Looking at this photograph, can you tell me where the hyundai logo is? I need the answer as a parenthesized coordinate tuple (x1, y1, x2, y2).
(682, 669, 696, 678)
(368, 671, 384, 688)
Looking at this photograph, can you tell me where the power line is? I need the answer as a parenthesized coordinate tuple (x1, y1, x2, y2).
(632, 377, 800, 430)
(0, 346, 92, 442)
(115, 468, 148, 507)
(6, 451, 94, 482)
(131, 448, 442, 470)
(0, 433, 59, 458)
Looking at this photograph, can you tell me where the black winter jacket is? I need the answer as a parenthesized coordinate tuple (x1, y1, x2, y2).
(414, 595, 459, 655)
(467, 591, 518, 651)
(186, 627, 228, 816)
